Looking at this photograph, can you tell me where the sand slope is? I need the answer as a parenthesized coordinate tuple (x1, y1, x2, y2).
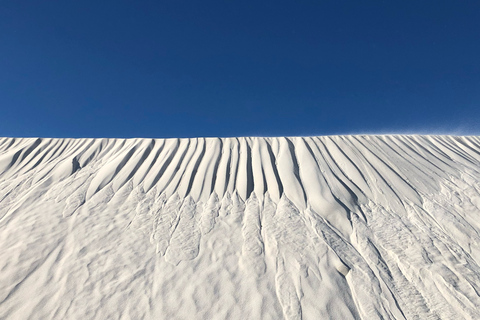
(1, 135, 480, 319)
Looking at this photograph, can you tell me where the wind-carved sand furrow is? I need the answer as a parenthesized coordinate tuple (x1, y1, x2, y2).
(432, 136, 480, 173)
(411, 136, 462, 178)
(460, 137, 480, 159)
(213, 138, 231, 196)
(275, 138, 306, 211)
(225, 138, 241, 195)
(264, 138, 284, 200)
(344, 137, 408, 214)
(329, 136, 404, 213)
(146, 139, 185, 195)
(29, 155, 81, 189)
(0, 138, 42, 178)
(58, 138, 79, 155)
(350, 137, 411, 196)
(455, 138, 480, 174)
(143, 138, 180, 192)
(395, 136, 454, 184)
(251, 138, 267, 197)
(306, 138, 366, 217)
(40, 139, 69, 164)
(175, 138, 204, 198)
(377, 136, 440, 194)
(192, 138, 221, 201)
(295, 137, 353, 236)
(132, 139, 165, 189)
(425, 136, 466, 166)
(11, 139, 54, 176)
(424, 136, 459, 164)
(86, 145, 140, 200)
(89, 139, 122, 163)
(6, 138, 31, 152)
(163, 139, 199, 198)
(285, 138, 307, 204)
(55, 139, 85, 160)
(20, 139, 59, 175)
(40, 140, 73, 171)
(440, 136, 479, 165)
(0, 137, 17, 153)
(241, 193, 265, 276)
(209, 139, 223, 194)
(322, 136, 373, 200)
(236, 138, 253, 201)
(182, 138, 207, 200)
(352, 136, 423, 206)
(245, 138, 255, 200)
(75, 139, 108, 169)
(255, 139, 277, 201)
(110, 139, 155, 192)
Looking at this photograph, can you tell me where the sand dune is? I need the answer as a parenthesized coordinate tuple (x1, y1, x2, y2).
(1, 135, 480, 319)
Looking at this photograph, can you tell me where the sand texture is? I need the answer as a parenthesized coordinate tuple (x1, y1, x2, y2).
(1, 135, 480, 319)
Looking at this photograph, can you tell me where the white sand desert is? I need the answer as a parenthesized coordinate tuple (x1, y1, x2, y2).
(1, 135, 480, 319)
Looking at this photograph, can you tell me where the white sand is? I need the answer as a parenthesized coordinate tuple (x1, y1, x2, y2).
(0, 135, 480, 319)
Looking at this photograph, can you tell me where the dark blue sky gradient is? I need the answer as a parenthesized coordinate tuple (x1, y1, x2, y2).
(1, 1, 479, 138)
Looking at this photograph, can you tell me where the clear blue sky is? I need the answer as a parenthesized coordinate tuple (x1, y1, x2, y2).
(1, 1, 479, 138)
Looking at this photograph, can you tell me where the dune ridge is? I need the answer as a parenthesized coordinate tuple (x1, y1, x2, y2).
(1, 135, 480, 319)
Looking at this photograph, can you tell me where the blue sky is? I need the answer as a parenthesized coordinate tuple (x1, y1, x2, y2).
(1, 1, 479, 138)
